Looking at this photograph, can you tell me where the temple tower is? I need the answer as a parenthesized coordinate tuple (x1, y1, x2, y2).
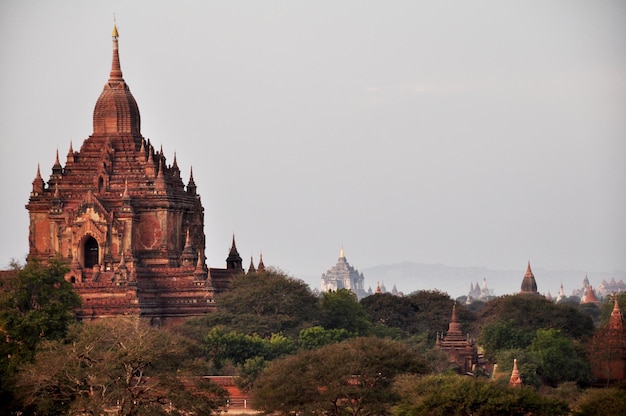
(25, 24, 240, 322)
(520, 261, 538, 294)
(436, 305, 478, 374)
(320, 247, 366, 299)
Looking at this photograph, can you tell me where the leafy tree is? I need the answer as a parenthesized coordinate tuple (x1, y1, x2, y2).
(252, 337, 429, 416)
(479, 319, 534, 361)
(0, 258, 81, 361)
(529, 329, 592, 387)
(477, 295, 594, 342)
(298, 325, 351, 350)
(360, 292, 418, 335)
(577, 303, 601, 325)
(493, 348, 541, 388)
(405, 290, 474, 344)
(204, 328, 295, 370)
(0, 257, 81, 410)
(13, 318, 227, 415)
(319, 289, 371, 335)
(572, 384, 626, 416)
(195, 270, 319, 337)
(392, 374, 569, 416)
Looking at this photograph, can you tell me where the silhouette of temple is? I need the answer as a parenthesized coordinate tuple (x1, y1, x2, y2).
(320, 248, 367, 299)
(25, 25, 243, 323)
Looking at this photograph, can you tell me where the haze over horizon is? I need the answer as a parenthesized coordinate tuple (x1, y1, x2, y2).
(1, 1, 625, 299)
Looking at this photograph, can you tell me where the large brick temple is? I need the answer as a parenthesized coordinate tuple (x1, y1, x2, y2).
(25, 25, 243, 323)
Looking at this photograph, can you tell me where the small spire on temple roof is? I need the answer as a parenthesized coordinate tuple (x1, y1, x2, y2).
(53, 148, 62, 168)
(230, 235, 239, 254)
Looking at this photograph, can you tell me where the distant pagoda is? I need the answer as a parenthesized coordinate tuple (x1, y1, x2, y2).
(320, 247, 366, 299)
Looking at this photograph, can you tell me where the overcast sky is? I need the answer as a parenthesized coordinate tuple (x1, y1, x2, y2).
(1, 1, 624, 297)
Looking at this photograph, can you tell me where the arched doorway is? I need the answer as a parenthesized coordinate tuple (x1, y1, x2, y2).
(84, 236, 99, 268)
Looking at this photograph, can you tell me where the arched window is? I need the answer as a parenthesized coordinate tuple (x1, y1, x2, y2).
(84, 236, 99, 268)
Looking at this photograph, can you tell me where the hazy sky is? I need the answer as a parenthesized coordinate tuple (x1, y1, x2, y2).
(1, 1, 624, 297)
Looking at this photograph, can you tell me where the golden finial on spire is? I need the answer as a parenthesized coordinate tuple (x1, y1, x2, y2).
(340, 246, 345, 258)
(112, 14, 119, 38)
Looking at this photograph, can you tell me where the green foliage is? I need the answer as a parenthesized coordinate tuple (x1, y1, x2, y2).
(392, 374, 569, 416)
(0, 258, 81, 359)
(360, 292, 419, 335)
(577, 302, 601, 325)
(298, 325, 352, 350)
(406, 290, 474, 344)
(479, 319, 534, 361)
(204, 327, 295, 369)
(573, 384, 626, 416)
(0, 257, 81, 410)
(478, 295, 594, 342)
(201, 270, 319, 337)
(529, 329, 592, 387)
(13, 318, 227, 416)
(494, 349, 541, 388)
(252, 337, 429, 415)
(319, 288, 371, 335)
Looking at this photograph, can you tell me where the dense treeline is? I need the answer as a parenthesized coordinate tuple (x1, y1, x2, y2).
(1, 263, 624, 415)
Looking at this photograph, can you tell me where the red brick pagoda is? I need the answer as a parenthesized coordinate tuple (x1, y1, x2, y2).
(25, 24, 243, 324)
(436, 305, 478, 374)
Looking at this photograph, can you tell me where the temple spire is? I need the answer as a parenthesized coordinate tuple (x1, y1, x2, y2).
(248, 256, 256, 274)
(109, 22, 123, 81)
(187, 166, 197, 194)
(520, 261, 538, 294)
(509, 359, 523, 387)
(226, 235, 243, 271)
(257, 252, 265, 272)
(609, 295, 624, 331)
(32, 164, 45, 194)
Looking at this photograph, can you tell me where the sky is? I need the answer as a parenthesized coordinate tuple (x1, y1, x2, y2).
(1, 1, 625, 297)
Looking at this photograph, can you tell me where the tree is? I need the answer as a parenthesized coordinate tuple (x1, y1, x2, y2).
(405, 290, 474, 344)
(0, 257, 81, 410)
(529, 329, 592, 387)
(0, 258, 81, 361)
(479, 319, 534, 361)
(477, 295, 594, 342)
(13, 318, 228, 415)
(572, 385, 626, 416)
(204, 327, 296, 370)
(319, 289, 371, 335)
(298, 325, 351, 350)
(392, 374, 569, 416)
(360, 292, 419, 336)
(252, 337, 429, 416)
(193, 270, 319, 337)
(493, 348, 541, 388)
